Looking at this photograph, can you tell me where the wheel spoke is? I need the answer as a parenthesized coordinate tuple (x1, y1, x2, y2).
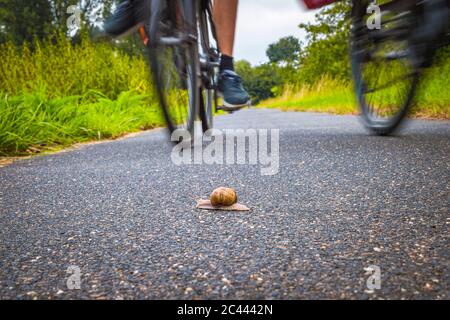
(364, 72, 415, 93)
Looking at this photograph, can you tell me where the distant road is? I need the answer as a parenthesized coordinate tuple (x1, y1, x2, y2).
(1, 109, 449, 299)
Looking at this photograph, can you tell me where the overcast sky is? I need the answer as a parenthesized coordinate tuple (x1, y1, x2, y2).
(234, 0, 318, 65)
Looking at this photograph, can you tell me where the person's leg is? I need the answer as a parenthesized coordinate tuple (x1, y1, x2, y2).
(213, 0, 250, 108)
(213, 0, 238, 57)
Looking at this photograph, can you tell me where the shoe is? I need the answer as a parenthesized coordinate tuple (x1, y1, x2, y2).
(104, 0, 150, 37)
(218, 70, 251, 110)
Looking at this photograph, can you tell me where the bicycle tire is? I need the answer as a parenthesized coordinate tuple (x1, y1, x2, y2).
(197, 0, 218, 133)
(350, 0, 420, 135)
(147, 0, 200, 138)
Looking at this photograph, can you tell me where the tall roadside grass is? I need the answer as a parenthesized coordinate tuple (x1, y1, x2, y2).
(262, 51, 450, 119)
(0, 35, 164, 156)
(262, 76, 356, 115)
(0, 90, 164, 156)
(412, 50, 450, 117)
(0, 35, 152, 98)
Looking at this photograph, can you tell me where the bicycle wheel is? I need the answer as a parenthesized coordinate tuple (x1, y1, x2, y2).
(147, 0, 200, 137)
(197, 0, 219, 133)
(350, 0, 420, 135)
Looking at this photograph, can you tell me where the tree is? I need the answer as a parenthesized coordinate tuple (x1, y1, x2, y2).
(299, 1, 351, 43)
(266, 36, 301, 66)
(235, 60, 282, 104)
(297, 0, 352, 83)
(0, 0, 117, 45)
(0, 0, 53, 44)
(49, 0, 117, 33)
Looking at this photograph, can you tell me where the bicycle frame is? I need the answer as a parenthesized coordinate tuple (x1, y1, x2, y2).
(138, 0, 198, 47)
(139, 0, 220, 135)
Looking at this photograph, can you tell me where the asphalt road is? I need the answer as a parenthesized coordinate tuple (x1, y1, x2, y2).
(1, 109, 449, 299)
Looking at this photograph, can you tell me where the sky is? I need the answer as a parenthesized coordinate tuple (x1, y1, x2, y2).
(234, 0, 318, 66)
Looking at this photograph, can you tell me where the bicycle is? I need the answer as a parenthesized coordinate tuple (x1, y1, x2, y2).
(305, 0, 449, 135)
(142, 0, 449, 137)
(138, 0, 219, 138)
(351, 0, 449, 135)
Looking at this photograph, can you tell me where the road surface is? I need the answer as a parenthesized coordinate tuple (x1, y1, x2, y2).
(0, 109, 449, 299)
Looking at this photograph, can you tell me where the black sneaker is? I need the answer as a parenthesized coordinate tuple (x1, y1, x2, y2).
(104, 0, 150, 37)
(218, 70, 251, 110)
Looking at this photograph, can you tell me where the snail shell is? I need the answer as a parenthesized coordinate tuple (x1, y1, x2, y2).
(210, 187, 237, 207)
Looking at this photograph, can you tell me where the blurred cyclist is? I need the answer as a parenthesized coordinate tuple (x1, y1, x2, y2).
(104, 0, 251, 110)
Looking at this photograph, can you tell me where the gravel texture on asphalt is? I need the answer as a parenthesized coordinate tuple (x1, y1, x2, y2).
(0, 109, 449, 299)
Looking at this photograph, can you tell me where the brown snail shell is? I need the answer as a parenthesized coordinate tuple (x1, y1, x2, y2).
(210, 187, 237, 207)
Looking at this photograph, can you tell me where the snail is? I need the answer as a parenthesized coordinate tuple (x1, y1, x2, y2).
(210, 187, 237, 207)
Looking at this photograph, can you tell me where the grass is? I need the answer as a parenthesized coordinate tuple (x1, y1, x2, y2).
(0, 35, 165, 157)
(0, 90, 164, 156)
(261, 52, 450, 119)
(0, 35, 152, 98)
(262, 76, 357, 115)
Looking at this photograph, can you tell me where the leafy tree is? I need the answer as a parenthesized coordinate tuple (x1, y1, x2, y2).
(50, 0, 116, 32)
(299, 1, 351, 43)
(0, 0, 53, 44)
(235, 60, 282, 104)
(0, 0, 117, 45)
(297, 1, 352, 83)
(266, 36, 301, 66)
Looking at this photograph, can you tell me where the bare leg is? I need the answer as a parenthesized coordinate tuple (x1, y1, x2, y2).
(213, 0, 238, 56)
(213, 0, 249, 109)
